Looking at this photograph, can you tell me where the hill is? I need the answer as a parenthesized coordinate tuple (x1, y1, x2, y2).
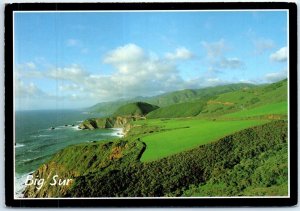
(199, 79, 287, 116)
(88, 83, 256, 116)
(145, 79, 287, 119)
(113, 102, 159, 117)
(145, 83, 256, 107)
(146, 99, 207, 119)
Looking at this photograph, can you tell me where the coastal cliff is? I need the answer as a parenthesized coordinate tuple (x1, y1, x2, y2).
(23, 139, 146, 198)
(78, 116, 143, 135)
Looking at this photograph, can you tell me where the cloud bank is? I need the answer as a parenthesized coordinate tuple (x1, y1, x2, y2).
(270, 47, 287, 62)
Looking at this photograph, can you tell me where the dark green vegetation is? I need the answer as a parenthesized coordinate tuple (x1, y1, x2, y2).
(113, 102, 159, 117)
(24, 79, 288, 197)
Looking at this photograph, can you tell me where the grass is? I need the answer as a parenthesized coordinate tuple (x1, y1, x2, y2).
(223, 101, 287, 118)
(146, 100, 206, 118)
(140, 118, 268, 162)
(200, 79, 287, 116)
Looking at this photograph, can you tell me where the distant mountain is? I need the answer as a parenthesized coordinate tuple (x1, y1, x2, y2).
(145, 83, 256, 107)
(113, 102, 159, 117)
(88, 83, 256, 116)
(88, 100, 131, 116)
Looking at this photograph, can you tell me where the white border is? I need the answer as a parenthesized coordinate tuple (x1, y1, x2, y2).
(12, 8, 291, 200)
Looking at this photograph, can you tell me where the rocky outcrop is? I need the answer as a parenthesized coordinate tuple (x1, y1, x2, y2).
(78, 116, 145, 131)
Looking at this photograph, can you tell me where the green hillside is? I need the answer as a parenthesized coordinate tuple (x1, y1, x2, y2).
(223, 101, 287, 119)
(113, 102, 159, 117)
(138, 118, 268, 162)
(88, 83, 255, 115)
(25, 121, 287, 197)
(145, 83, 255, 107)
(199, 79, 287, 116)
(145, 79, 287, 119)
(146, 99, 207, 119)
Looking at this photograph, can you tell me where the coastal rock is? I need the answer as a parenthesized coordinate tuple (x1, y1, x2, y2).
(78, 116, 144, 131)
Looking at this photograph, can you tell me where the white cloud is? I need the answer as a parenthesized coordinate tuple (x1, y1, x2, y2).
(202, 39, 227, 58)
(15, 63, 43, 78)
(184, 77, 228, 89)
(219, 57, 244, 69)
(202, 40, 244, 73)
(16, 43, 247, 109)
(265, 68, 287, 82)
(25, 62, 36, 69)
(59, 83, 81, 92)
(165, 47, 193, 60)
(47, 64, 88, 82)
(66, 39, 80, 47)
(15, 79, 46, 98)
(254, 38, 274, 54)
(103, 43, 145, 65)
(270, 47, 287, 62)
(39, 44, 191, 102)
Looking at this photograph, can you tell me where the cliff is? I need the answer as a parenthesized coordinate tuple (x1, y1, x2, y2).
(23, 139, 146, 198)
(78, 116, 144, 131)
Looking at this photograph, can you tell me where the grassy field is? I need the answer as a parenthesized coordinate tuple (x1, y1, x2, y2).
(223, 101, 287, 118)
(139, 118, 268, 162)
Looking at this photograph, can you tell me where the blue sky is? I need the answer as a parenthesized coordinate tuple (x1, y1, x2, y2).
(14, 11, 288, 110)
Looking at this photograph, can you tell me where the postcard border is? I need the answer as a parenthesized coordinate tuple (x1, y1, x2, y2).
(5, 2, 298, 207)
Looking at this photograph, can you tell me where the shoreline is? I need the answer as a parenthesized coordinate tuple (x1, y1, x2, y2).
(110, 128, 125, 138)
(15, 171, 34, 198)
(15, 124, 124, 198)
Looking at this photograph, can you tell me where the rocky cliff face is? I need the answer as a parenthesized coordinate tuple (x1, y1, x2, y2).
(78, 116, 144, 131)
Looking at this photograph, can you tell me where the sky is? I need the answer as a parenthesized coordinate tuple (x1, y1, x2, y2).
(14, 11, 288, 110)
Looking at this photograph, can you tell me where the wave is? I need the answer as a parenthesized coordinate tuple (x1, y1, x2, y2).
(30, 134, 52, 138)
(49, 124, 80, 131)
(15, 172, 34, 198)
(22, 154, 52, 165)
(70, 125, 80, 131)
(109, 128, 124, 137)
(15, 143, 25, 148)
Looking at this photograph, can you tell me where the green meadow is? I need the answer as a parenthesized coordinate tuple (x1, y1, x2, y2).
(223, 101, 287, 118)
(139, 119, 268, 162)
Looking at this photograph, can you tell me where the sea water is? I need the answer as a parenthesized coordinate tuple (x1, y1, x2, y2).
(14, 109, 122, 197)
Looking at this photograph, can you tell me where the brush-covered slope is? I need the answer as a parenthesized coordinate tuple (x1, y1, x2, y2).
(113, 102, 159, 117)
(70, 121, 287, 197)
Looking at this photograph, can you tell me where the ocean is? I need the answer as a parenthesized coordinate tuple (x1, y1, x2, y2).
(14, 109, 122, 197)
